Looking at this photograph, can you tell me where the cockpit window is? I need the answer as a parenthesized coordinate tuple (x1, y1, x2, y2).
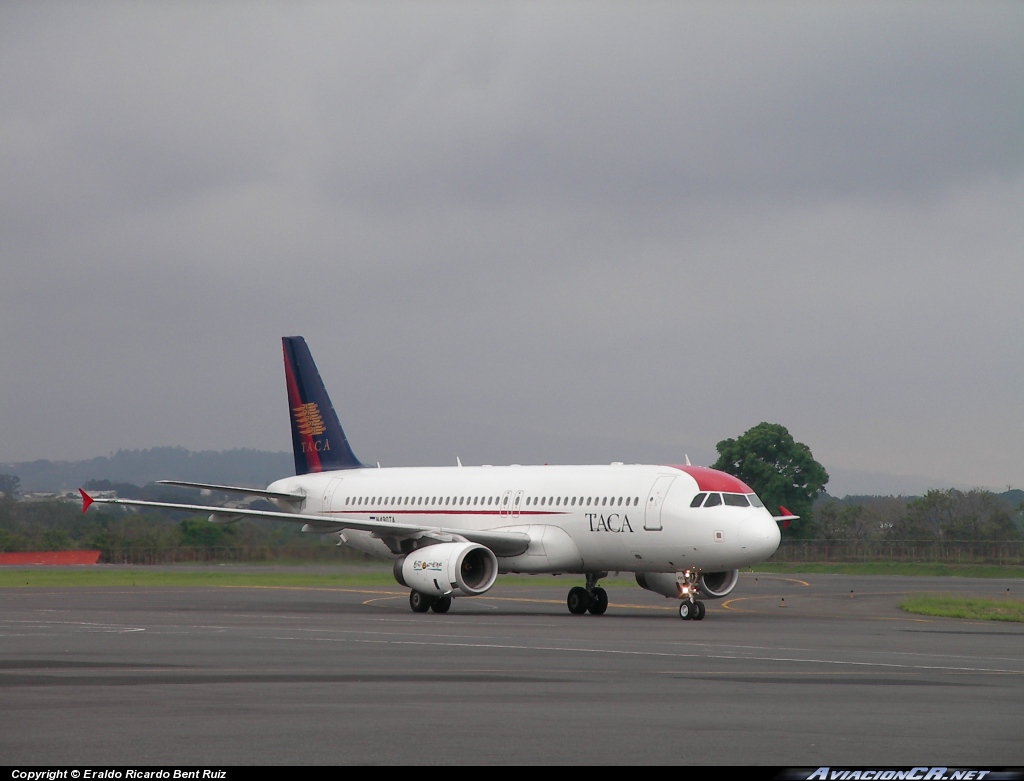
(748, 494, 764, 508)
(703, 493, 722, 507)
(690, 492, 707, 508)
(723, 493, 750, 507)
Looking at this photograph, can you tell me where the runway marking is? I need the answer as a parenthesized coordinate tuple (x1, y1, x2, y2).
(270, 628, 1024, 667)
(262, 634, 1024, 674)
(360, 593, 677, 611)
(0, 619, 146, 633)
(747, 576, 811, 586)
(220, 584, 679, 612)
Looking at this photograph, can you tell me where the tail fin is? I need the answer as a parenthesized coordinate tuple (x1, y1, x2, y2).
(282, 336, 366, 475)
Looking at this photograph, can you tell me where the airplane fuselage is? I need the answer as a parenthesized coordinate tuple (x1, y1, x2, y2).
(268, 462, 781, 575)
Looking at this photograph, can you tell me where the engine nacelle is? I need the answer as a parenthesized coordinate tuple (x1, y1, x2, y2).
(698, 569, 740, 599)
(635, 572, 686, 599)
(635, 569, 740, 600)
(393, 542, 498, 598)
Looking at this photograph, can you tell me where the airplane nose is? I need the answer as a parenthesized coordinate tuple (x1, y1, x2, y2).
(744, 514, 781, 559)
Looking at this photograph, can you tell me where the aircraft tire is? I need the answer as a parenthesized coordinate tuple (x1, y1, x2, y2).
(409, 590, 433, 613)
(431, 596, 452, 614)
(694, 601, 706, 620)
(567, 587, 590, 615)
(588, 587, 609, 615)
(678, 601, 693, 620)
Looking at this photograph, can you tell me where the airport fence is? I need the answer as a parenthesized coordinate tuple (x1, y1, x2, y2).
(772, 540, 1024, 566)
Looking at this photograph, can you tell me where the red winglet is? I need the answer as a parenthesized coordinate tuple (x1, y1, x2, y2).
(779, 505, 792, 517)
(79, 488, 93, 514)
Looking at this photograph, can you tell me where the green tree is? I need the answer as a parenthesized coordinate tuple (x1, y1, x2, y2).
(711, 422, 829, 537)
(179, 517, 237, 547)
(896, 489, 1020, 542)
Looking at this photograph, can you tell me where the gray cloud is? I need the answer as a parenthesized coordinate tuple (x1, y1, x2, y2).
(1, 3, 1021, 496)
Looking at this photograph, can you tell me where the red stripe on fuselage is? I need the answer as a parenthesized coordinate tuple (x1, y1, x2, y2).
(283, 344, 322, 473)
(325, 510, 567, 516)
(666, 465, 754, 493)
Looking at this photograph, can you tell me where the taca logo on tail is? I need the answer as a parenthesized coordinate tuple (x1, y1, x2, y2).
(282, 336, 365, 474)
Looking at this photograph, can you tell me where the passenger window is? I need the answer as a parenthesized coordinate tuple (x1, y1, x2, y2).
(704, 493, 722, 507)
(690, 493, 707, 507)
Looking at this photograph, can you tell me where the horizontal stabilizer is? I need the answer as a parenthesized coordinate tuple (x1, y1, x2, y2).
(157, 480, 304, 504)
(773, 505, 800, 529)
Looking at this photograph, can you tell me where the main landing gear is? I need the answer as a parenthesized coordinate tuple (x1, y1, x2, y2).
(566, 572, 609, 616)
(409, 590, 452, 614)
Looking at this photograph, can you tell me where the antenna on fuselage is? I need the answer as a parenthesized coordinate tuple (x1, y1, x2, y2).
(457, 456, 463, 467)
(685, 454, 692, 466)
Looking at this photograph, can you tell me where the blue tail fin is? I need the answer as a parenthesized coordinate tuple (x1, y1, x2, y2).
(282, 336, 365, 475)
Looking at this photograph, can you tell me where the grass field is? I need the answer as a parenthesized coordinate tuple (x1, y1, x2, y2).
(755, 561, 1024, 578)
(900, 594, 1024, 622)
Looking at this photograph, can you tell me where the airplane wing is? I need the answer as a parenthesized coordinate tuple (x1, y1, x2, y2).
(79, 490, 530, 557)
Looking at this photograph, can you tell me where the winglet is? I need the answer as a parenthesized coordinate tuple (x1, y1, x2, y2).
(79, 488, 93, 514)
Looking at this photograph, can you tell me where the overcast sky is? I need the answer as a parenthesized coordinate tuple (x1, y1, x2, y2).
(2, 2, 1021, 496)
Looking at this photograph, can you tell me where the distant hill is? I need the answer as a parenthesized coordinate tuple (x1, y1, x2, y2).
(1, 447, 294, 491)
(818, 489, 1024, 513)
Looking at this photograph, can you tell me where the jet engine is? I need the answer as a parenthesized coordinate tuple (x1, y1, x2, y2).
(393, 542, 498, 598)
(698, 569, 740, 599)
(635, 569, 740, 600)
(635, 572, 685, 599)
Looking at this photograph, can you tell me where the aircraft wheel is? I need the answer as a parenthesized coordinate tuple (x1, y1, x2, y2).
(431, 596, 452, 614)
(678, 601, 693, 621)
(567, 587, 590, 615)
(588, 587, 609, 615)
(693, 601, 706, 621)
(409, 590, 433, 613)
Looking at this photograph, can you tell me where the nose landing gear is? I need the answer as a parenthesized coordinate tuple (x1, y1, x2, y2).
(678, 599, 705, 620)
(677, 569, 706, 621)
(566, 572, 610, 615)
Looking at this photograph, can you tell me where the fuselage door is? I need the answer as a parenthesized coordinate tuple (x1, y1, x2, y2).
(643, 475, 676, 531)
(499, 490, 513, 518)
(321, 478, 344, 513)
(512, 490, 524, 518)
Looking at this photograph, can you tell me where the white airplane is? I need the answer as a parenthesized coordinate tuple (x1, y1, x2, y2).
(80, 336, 788, 621)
